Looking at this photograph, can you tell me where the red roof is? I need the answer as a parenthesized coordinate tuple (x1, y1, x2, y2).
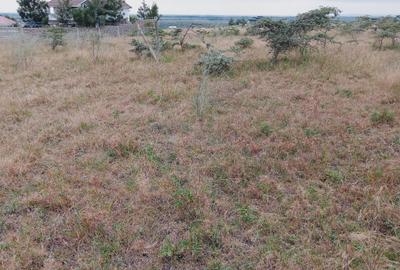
(48, 0, 132, 9)
(0, 16, 16, 27)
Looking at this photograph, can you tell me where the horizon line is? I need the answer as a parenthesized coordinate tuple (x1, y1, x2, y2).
(0, 11, 396, 17)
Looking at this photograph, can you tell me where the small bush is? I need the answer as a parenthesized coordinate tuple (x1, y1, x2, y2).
(219, 26, 240, 36)
(48, 27, 65, 50)
(336, 88, 353, 98)
(371, 109, 395, 125)
(235, 37, 254, 49)
(237, 205, 258, 224)
(304, 128, 320, 137)
(260, 122, 273, 136)
(197, 50, 234, 76)
(182, 43, 200, 50)
(394, 135, 400, 145)
(130, 38, 172, 58)
(160, 238, 175, 258)
(130, 38, 150, 56)
(325, 169, 344, 184)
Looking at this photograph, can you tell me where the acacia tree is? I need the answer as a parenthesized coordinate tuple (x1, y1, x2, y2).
(55, 0, 72, 25)
(340, 16, 378, 44)
(374, 16, 400, 49)
(17, 0, 49, 24)
(253, 7, 341, 63)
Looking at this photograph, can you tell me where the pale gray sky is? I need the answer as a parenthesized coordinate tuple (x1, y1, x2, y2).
(1, 0, 399, 16)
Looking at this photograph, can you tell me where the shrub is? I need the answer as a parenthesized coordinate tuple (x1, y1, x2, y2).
(304, 128, 320, 137)
(48, 27, 65, 50)
(235, 37, 254, 49)
(394, 135, 400, 145)
(160, 238, 175, 258)
(130, 39, 149, 56)
(217, 26, 240, 36)
(260, 122, 272, 136)
(130, 38, 172, 57)
(371, 109, 395, 125)
(197, 50, 234, 76)
(237, 205, 258, 224)
(325, 169, 344, 184)
(229, 18, 247, 26)
(252, 7, 341, 63)
(340, 16, 376, 43)
(129, 15, 137, 24)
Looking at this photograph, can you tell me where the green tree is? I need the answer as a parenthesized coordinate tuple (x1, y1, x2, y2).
(72, 0, 123, 27)
(148, 3, 160, 19)
(137, 1, 159, 20)
(55, 0, 73, 25)
(72, 0, 101, 27)
(374, 16, 400, 49)
(103, 0, 123, 24)
(48, 27, 65, 50)
(236, 18, 247, 26)
(137, 0, 150, 19)
(253, 7, 341, 63)
(17, 0, 49, 24)
(129, 15, 138, 24)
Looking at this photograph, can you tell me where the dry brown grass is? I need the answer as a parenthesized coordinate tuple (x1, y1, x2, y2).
(0, 30, 399, 270)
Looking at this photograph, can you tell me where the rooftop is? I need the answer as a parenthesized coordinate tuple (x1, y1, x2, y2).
(0, 16, 16, 27)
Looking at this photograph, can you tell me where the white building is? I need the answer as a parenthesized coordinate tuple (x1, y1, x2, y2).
(48, 0, 132, 23)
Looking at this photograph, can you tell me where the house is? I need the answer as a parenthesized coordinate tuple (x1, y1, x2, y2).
(0, 16, 17, 27)
(48, 0, 132, 23)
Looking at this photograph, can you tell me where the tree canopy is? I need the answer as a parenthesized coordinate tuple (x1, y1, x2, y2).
(253, 7, 341, 62)
(72, 0, 124, 27)
(55, 0, 73, 25)
(137, 0, 160, 20)
(17, 0, 49, 24)
(374, 16, 400, 49)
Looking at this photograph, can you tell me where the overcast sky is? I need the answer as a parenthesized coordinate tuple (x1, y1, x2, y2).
(1, 0, 399, 16)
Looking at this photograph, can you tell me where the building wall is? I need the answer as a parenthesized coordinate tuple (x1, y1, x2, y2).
(122, 9, 131, 20)
(49, 7, 56, 21)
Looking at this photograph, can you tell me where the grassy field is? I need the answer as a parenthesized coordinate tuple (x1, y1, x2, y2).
(0, 29, 399, 269)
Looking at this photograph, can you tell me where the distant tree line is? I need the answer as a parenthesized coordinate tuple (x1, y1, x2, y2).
(340, 15, 400, 49)
(16, 0, 124, 26)
(228, 18, 247, 26)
